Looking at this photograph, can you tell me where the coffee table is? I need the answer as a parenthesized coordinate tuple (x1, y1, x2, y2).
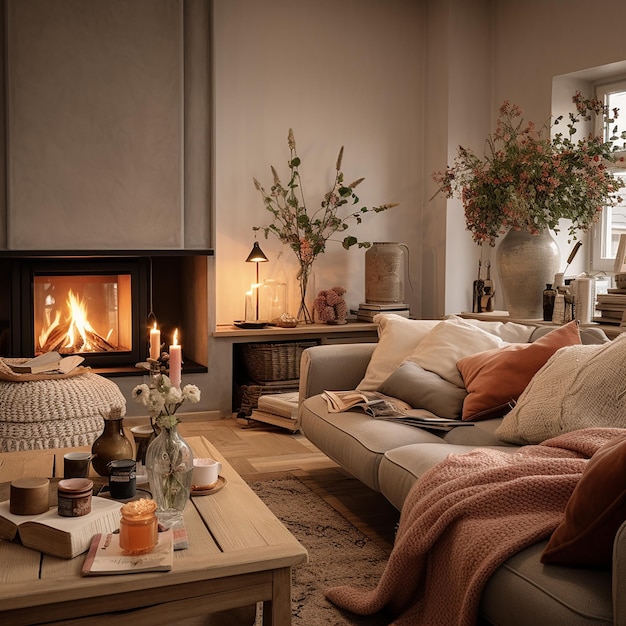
(0, 436, 308, 625)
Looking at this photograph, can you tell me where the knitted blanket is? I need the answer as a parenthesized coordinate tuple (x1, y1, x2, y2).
(326, 428, 624, 626)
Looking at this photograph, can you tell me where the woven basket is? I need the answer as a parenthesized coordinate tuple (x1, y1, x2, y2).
(238, 381, 300, 417)
(241, 341, 317, 383)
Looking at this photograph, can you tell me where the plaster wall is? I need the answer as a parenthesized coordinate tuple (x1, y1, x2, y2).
(213, 0, 426, 324)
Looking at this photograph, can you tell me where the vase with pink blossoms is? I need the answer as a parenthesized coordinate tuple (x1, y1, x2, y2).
(252, 128, 398, 325)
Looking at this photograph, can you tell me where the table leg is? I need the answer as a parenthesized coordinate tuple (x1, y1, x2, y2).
(263, 567, 292, 626)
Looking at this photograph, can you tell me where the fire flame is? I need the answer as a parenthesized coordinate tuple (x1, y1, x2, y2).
(38, 289, 114, 354)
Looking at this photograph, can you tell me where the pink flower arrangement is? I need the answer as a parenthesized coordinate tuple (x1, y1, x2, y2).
(314, 287, 348, 323)
(432, 93, 626, 246)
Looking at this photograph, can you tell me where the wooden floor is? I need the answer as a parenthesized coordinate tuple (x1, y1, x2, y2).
(177, 415, 400, 551)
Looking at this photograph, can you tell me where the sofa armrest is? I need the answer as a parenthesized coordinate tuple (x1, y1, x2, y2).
(614, 520, 626, 625)
(298, 343, 377, 401)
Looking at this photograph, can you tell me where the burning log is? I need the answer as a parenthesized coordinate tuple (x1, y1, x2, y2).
(40, 324, 117, 353)
(37, 289, 118, 354)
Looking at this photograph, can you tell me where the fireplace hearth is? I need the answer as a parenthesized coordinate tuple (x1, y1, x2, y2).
(9, 257, 148, 369)
(1, 254, 209, 376)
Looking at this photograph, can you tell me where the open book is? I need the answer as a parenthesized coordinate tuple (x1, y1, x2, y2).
(8, 351, 85, 375)
(322, 390, 412, 417)
(82, 529, 174, 576)
(322, 390, 473, 430)
(0, 496, 122, 559)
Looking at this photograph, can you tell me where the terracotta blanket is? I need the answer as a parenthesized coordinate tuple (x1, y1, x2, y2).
(326, 427, 624, 626)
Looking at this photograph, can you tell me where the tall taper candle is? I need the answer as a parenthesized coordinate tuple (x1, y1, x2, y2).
(169, 329, 182, 388)
(149, 323, 160, 360)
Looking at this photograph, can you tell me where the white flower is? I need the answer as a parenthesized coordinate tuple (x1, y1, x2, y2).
(146, 393, 165, 416)
(164, 385, 182, 406)
(131, 373, 201, 425)
(131, 384, 151, 405)
(182, 384, 201, 404)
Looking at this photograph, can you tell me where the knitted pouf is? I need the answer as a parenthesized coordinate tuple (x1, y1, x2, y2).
(0, 372, 126, 452)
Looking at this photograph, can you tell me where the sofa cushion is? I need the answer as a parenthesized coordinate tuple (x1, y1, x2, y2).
(405, 316, 505, 388)
(481, 540, 612, 625)
(541, 433, 626, 568)
(379, 361, 467, 419)
(463, 318, 536, 342)
(496, 334, 626, 444)
(379, 442, 517, 510)
(299, 394, 443, 492)
(357, 315, 440, 391)
(457, 321, 581, 422)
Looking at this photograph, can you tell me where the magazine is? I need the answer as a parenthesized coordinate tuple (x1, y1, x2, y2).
(380, 409, 475, 430)
(82, 529, 173, 576)
(322, 390, 474, 430)
(322, 390, 412, 417)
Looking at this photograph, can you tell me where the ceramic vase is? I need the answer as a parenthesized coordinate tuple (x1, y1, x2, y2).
(365, 242, 406, 304)
(145, 422, 193, 528)
(496, 229, 560, 319)
(91, 415, 134, 477)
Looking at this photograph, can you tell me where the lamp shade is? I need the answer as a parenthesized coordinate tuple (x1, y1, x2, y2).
(246, 241, 269, 263)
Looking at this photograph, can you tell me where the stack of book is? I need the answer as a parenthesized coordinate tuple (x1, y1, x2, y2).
(357, 302, 410, 321)
(245, 391, 300, 432)
(594, 290, 626, 325)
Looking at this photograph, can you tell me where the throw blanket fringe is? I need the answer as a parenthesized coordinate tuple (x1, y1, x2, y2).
(326, 428, 624, 626)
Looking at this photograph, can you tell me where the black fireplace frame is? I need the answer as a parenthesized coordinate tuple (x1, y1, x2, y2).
(10, 257, 149, 369)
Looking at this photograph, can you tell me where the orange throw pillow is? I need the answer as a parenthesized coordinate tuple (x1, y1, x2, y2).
(541, 433, 626, 568)
(457, 320, 581, 421)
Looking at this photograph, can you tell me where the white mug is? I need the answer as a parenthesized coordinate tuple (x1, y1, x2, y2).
(192, 458, 222, 488)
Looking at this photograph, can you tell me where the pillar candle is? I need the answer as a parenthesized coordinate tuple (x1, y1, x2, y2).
(149, 324, 160, 361)
(169, 329, 182, 388)
(245, 288, 254, 322)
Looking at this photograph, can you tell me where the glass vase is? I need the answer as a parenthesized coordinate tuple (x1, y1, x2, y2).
(296, 263, 315, 324)
(145, 422, 193, 529)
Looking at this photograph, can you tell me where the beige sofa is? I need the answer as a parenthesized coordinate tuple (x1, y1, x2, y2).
(299, 316, 624, 625)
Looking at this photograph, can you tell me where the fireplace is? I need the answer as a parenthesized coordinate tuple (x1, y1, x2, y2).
(1, 253, 209, 375)
(10, 258, 149, 369)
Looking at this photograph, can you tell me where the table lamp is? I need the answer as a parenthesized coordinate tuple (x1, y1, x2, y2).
(245, 241, 269, 321)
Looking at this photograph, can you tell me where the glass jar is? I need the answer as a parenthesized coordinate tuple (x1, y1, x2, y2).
(119, 498, 158, 555)
(57, 478, 93, 517)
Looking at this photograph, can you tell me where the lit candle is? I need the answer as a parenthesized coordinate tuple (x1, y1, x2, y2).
(149, 323, 160, 360)
(245, 288, 254, 322)
(169, 329, 182, 388)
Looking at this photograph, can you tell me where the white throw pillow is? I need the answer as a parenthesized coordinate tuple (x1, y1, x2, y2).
(357, 315, 440, 391)
(462, 318, 536, 343)
(405, 316, 505, 387)
(495, 336, 626, 445)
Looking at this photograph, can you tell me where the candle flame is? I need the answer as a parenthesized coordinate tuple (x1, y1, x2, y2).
(152, 321, 157, 331)
(173, 328, 179, 346)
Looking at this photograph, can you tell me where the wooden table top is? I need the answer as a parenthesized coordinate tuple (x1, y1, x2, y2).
(0, 436, 307, 625)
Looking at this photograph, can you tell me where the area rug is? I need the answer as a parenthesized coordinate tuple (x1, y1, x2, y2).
(248, 475, 392, 625)
(177, 475, 393, 626)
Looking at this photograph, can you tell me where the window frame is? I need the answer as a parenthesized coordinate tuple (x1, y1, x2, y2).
(590, 80, 626, 273)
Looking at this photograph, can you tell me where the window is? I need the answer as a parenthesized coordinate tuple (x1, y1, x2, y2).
(590, 81, 626, 272)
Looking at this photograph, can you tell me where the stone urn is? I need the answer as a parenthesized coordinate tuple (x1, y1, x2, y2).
(496, 229, 560, 319)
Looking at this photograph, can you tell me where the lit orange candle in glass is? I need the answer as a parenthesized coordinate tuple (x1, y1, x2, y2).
(119, 498, 158, 555)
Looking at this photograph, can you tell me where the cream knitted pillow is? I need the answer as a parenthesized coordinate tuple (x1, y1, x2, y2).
(495, 335, 626, 444)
